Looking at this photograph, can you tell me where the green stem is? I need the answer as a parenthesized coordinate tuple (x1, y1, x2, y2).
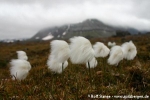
(62, 62, 64, 73)
(101, 59, 104, 92)
(76, 75, 79, 100)
(103, 58, 105, 72)
(88, 61, 92, 89)
(51, 74, 56, 100)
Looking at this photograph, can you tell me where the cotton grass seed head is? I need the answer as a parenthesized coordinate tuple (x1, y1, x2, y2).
(47, 40, 70, 73)
(10, 59, 31, 80)
(93, 42, 110, 58)
(16, 51, 28, 60)
(108, 42, 116, 47)
(69, 36, 94, 64)
(121, 41, 137, 60)
(50, 40, 70, 63)
(47, 55, 68, 74)
(107, 46, 124, 66)
(86, 57, 97, 68)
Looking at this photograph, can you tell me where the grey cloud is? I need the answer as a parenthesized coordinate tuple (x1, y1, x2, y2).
(0, 0, 150, 39)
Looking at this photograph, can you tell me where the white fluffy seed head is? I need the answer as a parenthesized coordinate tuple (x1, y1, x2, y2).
(86, 57, 97, 68)
(108, 42, 116, 47)
(121, 41, 137, 60)
(16, 51, 28, 60)
(93, 42, 110, 58)
(10, 59, 31, 80)
(47, 55, 68, 73)
(108, 42, 111, 46)
(112, 42, 116, 46)
(50, 40, 70, 63)
(69, 36, 94, 64)
(47, 40, 70, 73)
(107, 46, 124, 66)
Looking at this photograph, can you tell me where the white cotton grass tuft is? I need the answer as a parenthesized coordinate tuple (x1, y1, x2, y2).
(108, 42, 116, 47)
(10, 51, 31, 80)
(69, 36, 94, 64)
(107, 46, 124, 66)
(47, 56, 68, 74)
(86, 57, 97, 68)
(112, 42, 116, 46)
(121, 41, 137, 60)
(16, 51, 28, 60)
(108, 42, 112, 47)
(50, 40, 70, 63)
(47, 40, 70, 73)
(93, 42, 110, 58)
(69, 36, 95, 88)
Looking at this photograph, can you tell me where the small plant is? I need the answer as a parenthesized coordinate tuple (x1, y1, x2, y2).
(121, 41, 137, 60)
(69, 36, 95, 91)
(108, 41, 116, 47)
(69, 36, 94, 64)
(86, 57, 97, 68)
(47, 40, 70, 73)
(93, 42, 110, 58)
(10, 51, 31, 80)
(107, 46, 124, 66)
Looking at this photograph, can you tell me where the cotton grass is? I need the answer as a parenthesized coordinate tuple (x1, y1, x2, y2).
(121, 41, 137, 60)
(69, 36, 95, 88)
(86, 57, 97, 68)
(47, 40, 70, 73)
(93, 42, 110, 58)
(10, 51, 31, 80)
(50, 40, 70, 63)
(10, 59, 31, 80)
(108, 46, 124, 66)
(69, 36, 94, 64)
(108, 42, 116, 47)
(16, 51, 28, 60)
(47, 55, 68, 74)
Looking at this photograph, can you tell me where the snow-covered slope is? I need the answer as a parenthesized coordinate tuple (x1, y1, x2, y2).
(42, 33, 54, 40)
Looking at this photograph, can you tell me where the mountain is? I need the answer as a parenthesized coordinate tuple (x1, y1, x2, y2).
(30, 19, 134, 41)
(30, 19, 116, 41)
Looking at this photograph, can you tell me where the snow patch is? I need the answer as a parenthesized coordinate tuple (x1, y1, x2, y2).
(63, 32, 66, 35)
(62, 25, 70, 36)
(42, 33, 54, 40)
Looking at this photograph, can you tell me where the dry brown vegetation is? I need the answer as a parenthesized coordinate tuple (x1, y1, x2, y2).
(0, 35, 150, 99)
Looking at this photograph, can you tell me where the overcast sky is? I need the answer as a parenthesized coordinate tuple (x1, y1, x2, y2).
(0, 0, 150, 39)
